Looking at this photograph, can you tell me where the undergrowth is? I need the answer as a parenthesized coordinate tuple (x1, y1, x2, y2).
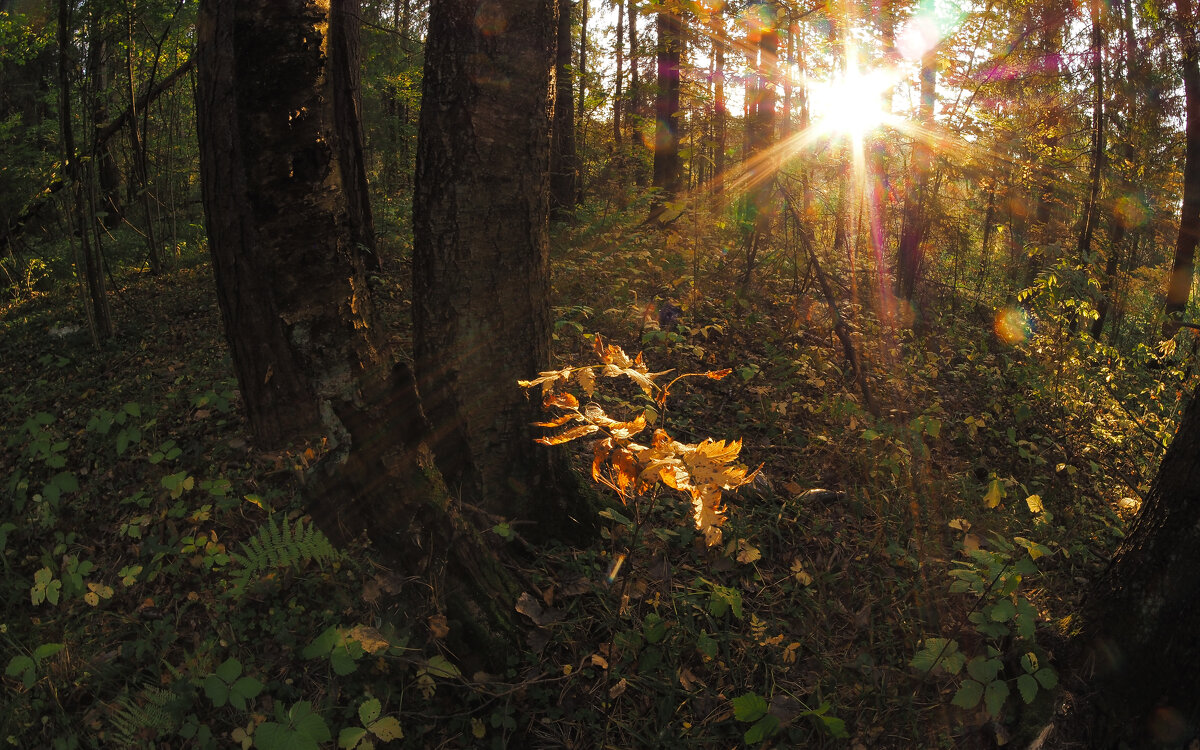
(0, 194, 1187, 749)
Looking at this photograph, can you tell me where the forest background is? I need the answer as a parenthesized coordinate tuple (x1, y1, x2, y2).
(2, 0, 1200, 747)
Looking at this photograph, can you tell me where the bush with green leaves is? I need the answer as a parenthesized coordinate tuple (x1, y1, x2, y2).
(911, 532, 1058, 718)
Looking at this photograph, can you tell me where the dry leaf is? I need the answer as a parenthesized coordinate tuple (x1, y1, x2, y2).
(590, 654, 609, 670)
(346, 625, 390, 654)
(428, 614, 450, 639)
(609, 677, 629, 699)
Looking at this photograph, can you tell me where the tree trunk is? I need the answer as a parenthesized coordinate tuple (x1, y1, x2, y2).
(1076, 0, 1105, 269)
(1163, 0, 1200, 336)
(413, 0, 594, 543)
(58, 0, 112, 343)
(613, 0, 623, 146)
(1080, 385, 1200, 743)
(196, 0, 567, 667)
(742, 1, 779, 286)
(651, 8, 682, 204)
(895, 47, 936, 303)
(550, 0, 578, 216)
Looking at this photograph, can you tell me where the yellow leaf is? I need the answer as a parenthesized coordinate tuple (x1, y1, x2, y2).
(592, 438, 613, 481)
(736, 541, 762, 564)
(471, 718, 486, 739)
(574, 367, 597, 396)
(984, 479, 1004, 508)
(346, 625, 390, 654)
(705, 368, 733, 380)
(691, 485, 727, 546)
(790, 558, 813, 586)
(590, 653, 609, 669)
(518, 368, 571, 393)
(543, 392, 579, 410)
(533, 413, 580, 428)
(1025, 494, 1044, 514)
(535, 424, 599, 446)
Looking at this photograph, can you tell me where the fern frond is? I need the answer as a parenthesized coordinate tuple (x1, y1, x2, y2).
(109, 686, 177, 747)
(227, 515, 339, 597)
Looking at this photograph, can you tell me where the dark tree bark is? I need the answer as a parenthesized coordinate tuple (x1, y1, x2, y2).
(651, 7, 682, 203)
(613, 0, 624, 145)
(1076, 0, 1105, 268)
(895, 47, 936, 302)
(196, 0, 381, 451)
(742, 0, 779, 285)
(413, 0, 594, 543)
(1163, 0, 1200, 336)
(58, 0, 112, 343)
(550, 0, 578, 216)
(195, 0, 543, 668)
(1078, 386, 1200, 744)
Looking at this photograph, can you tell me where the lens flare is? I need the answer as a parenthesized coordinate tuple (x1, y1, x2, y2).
(994, 307, 1031, 344)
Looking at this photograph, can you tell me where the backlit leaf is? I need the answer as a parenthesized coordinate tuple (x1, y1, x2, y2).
(535, 424, 598, 446)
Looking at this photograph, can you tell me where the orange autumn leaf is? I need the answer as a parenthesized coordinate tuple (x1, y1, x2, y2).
(535, 423, 598, 445)
(543, 392, 579, 410)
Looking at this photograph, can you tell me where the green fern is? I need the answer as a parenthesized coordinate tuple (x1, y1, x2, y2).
(108, 686, 178, 747)
(227, 515, 339, 597)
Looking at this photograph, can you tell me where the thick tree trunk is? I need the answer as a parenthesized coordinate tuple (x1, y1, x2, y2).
(550, 0, 578, 216)
(1080, 386, 1200, 743)
(1163, 0, 1200, 336)
(413, 0, 594, 544)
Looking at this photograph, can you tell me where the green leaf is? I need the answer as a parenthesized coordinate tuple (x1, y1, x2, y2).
(1016, 598, 1038, 639)
(368, 716, 403, 741)
(984, 678, 1010, 717)
(358, 698, 381, 726)
(5, 655, 33, 678)
(32, 643, 63, 661)
(203, 674, 230, 707)
(990, 599, 1016, 622)
(291, 702, 331, 743)
(215, 657, 242, 683)
(743, 714, 780, 744)
(731, 692, 769, 722)
(642, 613, 668, 644)
(696, 631, 718, 659)
(1017, 674, 1039, 704)
(232, 676, 263, 701)
(952, 679, 984, 709)
(254, 722, 289, 750)
(330, 648, 358, 676)
(424, 654, 460, 679)
(1034, 667, 1058, 690)
(49, 471, 78, 493)
(967, 655, 1002, 684)
(338, 727, 368, 750)
(860, 429, 881, 441)
(302, 626, 339, 659)
(598, 508, 634, 528)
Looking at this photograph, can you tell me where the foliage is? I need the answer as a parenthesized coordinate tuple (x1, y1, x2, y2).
(226, 515, 340, 598)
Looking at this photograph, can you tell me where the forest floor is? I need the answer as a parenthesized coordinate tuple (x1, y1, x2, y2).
(0, 216, 1180, 748)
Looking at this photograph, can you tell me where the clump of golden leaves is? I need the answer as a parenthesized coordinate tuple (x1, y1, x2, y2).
(519, 334, 759, 546)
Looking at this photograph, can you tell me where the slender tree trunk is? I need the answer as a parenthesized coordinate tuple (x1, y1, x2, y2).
(87, 27, 122, 230)
(1163, 0, 1200, 335)
(713, 10, 726, 193)
(613, 0, 623, 146)
(550, 0, 578, 216)
(1076, 0, 1105, 266)
(742, 1, 779, 286)
(58, 0, 112, 343)
(125, 4, 163, 275)
(413, 0, 594, 541)
(895, 47, 936, 303)
(576, 0, 588, 203)
(651, 8, 682, 204)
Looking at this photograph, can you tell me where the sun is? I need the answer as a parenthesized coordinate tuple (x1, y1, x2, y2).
(810, 65, 894, 141)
